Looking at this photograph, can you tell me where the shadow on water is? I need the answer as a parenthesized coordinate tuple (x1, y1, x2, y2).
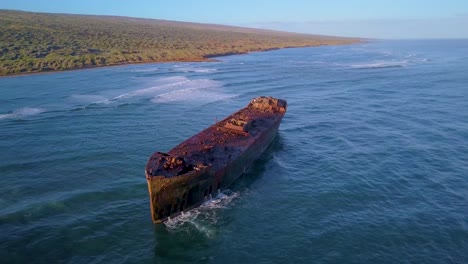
(152, 224, 215, 263)
(230, 134, 284, 190)
(151, 135, 284, 263)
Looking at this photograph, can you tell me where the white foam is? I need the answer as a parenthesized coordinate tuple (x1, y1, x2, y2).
(129, 67, 159, 73)
(70, 76, 205, 104)
(69, 94, 110, 104)
(65, 76, 228, 109)
(150, 78, 232, 103)
(382, 51, 393, 56)
(112, 76, 193, 100)
(176, 67, 217, 73)
(150, 76, 189, 86)
(0, 107, 46, 120)
(349, 61, 408, 69)
(164, 190, 239, 237)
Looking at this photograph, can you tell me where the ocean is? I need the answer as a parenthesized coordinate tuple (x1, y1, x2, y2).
(1, 40, 467, 263)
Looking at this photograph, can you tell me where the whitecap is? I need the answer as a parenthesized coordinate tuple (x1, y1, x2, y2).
(349, 61, 408, 69)
(65, 76, 231, 108)
(112, 76, 191, 100)
(129, 67, 159, 73)
(172, 65, 217, 73)
(0, 107, 46, 120)
(69, 94, 109, 104)
(150, 78, 233, 103)
(151, 88, 231, 104)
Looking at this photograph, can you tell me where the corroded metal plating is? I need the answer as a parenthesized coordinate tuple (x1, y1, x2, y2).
(145, 96, 287, 223)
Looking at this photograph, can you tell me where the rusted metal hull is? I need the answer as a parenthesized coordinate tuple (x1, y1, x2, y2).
(145, 97, 287, 223)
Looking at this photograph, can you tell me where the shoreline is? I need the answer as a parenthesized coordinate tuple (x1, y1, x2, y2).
(0, 42, 362, 78)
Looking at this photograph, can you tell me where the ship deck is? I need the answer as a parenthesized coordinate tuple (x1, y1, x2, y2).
(146, 97, 287, 178)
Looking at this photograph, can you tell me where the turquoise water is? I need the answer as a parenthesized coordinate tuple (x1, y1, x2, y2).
(1, 40, 467, 263)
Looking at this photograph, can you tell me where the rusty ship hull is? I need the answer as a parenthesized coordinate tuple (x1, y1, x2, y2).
(145, 96, 287, 223)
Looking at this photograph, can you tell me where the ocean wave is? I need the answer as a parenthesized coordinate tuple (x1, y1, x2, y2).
(0, 107, 46, 120)
(112, 76, 191, 100)
(150, 78, 231, 103)
(69, 76, 201, 105)
(349, 61, 408, 69)
(129, 67, 159, 73)
(172, 66, 217, 73)
(69, 94, 110, 104)
(60, 76, 228, 111)
(151, 88, 232, 104)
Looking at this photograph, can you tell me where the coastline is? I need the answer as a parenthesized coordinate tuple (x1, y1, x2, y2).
(0, 10, 364, 78)
(0, 42, 362, 78)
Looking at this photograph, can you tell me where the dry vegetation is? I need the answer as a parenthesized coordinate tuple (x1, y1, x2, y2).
(0, 10, 361, 76)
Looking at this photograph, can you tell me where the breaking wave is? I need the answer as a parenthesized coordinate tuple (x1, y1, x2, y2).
(70, 76, 227, 106)
(129, 67, 159, 73)
(112, 76, 192, 100)
(68, 94, 110, 104)
(346, 55, 428, 70)
(0, 107, 46, 120)
(151, 88, 233, 104)
(147, 77, 233, 103)
(172, 66, 217, 73)
(349, 61, 408, 69)
(8, 76, 230, 115)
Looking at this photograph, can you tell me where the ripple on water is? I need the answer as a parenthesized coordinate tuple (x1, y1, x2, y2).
(1, 40, 468, 263)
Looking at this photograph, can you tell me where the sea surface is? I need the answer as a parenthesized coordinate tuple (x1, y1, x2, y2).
(1, 40, 467, 263)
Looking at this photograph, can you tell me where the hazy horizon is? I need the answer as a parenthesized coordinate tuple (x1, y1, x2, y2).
(0, 0, 467, 39)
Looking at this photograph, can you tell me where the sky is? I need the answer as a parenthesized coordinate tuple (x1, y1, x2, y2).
(0, 0, 467, 39)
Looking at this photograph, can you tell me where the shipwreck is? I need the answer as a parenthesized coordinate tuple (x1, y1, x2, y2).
(145, 96, 287, 223)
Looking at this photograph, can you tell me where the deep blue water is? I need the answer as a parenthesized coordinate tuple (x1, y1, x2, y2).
(1, 40, 467, 263)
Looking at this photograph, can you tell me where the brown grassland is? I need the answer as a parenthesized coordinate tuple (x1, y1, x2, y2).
(0, 10, 361, 76)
